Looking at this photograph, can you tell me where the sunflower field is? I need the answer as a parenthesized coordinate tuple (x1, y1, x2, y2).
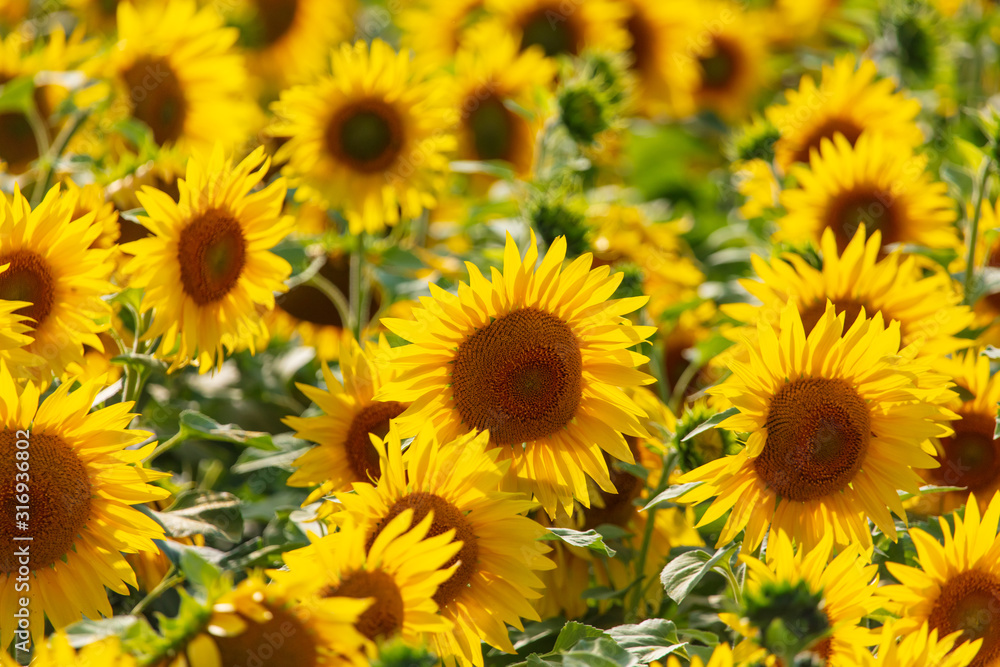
(8, 0, 1000, 666)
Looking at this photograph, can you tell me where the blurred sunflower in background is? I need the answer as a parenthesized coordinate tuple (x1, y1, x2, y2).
(486, 0, 630, 60)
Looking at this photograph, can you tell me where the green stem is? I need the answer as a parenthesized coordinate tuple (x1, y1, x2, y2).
(131, 569, 185, 615)
(26, 103, 51, 207)
(306, 273, 354, 333)
(350, 236, 365, 340)
(964, 158, 992, 305)
(145, 431, 186, 465)
(33, 109, 90, 203)
(626, 451, 672, 621)
(720, 563, 743, 607)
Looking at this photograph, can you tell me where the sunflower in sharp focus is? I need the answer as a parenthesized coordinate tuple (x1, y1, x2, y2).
(285, 335, 406, 494)
(915, 351, 1000, 516)
(100, 0, 257, 155)
(777, 133, 960, 253)
(680, 302, 955, 552)
(266, 252, 383, 361)
(0, 184, 115, 383)
(857, 622, 982, 667)
(879, 493, 1000, 667)
(0, 267, 41, 380)
(767, 55, 923, 172)
(453, 22, 554, 180)
(688, 2, 769, 121)
(0, 364, 169, 647)
(167, 573, 371, 667)
(226, 0, 357, 88)
(376, 232, 655, 516)
(336, 426, 554, 667)
(722, 225, 973, 364)
(486, 0, 630, 60)
(271, 510, 462, 648)
(120, 146, 293, 374)
(271, 39, 456, 235)
(724, 531, 879, 666)
(398, 0, 487, 70)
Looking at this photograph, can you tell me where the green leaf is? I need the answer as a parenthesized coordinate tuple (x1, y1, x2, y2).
(161, 490, 243, 542)
(676, 628, 719, 646)
(0, 76, 35, 113)
(553, 622, 608, 653)
(642, 482, 703, 511)
(607, 620, 686, 663)
(179, 410, 278, 450)
(660, 543, 740, 604)
(64, 616, 140, 648)
(561, 637, 639, 667)
(543, 528, 617, 557)
(180, 549, 222, 594)
(680, 408, 739, 442)
(231, 446, 311, 474)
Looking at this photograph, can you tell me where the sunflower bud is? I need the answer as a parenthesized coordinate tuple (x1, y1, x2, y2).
(674, 402, 738, 473)
(744, 579, 831, 662)
(529, 195, 591, 257)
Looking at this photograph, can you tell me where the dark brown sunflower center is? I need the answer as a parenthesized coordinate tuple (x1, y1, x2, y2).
(326, 100, 404, 174)
(345, 401, 406, 483)
(0, 249, 56, 327)
(366, 492, 478, 607)
(452, 307, 583, 447)
(928, 569, 1000, 666)
(0, 431, 92, 572)
(698, 38, 739, 91)
(798, 298, 870, 336)
(255, 0, 299, 46)
(176, 208, 247, 306)
(791, 117, 864, 165)
(583, 438, 643, 530)
(0, 110, 39, 173)
(324, 569, 405, 641)
(825, 188, 899, 251)
(122, 56, 187, 146)
(754, 377, 871, 502)
(519, 6, 581, 57)
(466, 94, 516, 163)
(929, 412, 999, 493)
(98, 0, 119, 16)
(276, 254, 381, 328)
(626, 11, 655, 73)
(211, 604, 318, 667)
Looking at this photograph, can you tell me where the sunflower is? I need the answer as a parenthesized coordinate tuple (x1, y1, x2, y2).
(724, 531, 879, 666)
(100, 0, 257, 154)
(120, 146, 293, 374)
(688, 2, 769, 121)
(761, 0, 844, 47)
(271, 39, 456, 235)
(1, 633, 138, 667)
(226, 0, 357, 88)
(0, 364, 169, 647)
(484, 0, 629, 59)
(721, 225, 973, 363)
(0, 267, 40, 380)
(0, 184, 115, 383)
(55, 180, 121, 251)
(270, 509, 462, 649)
(857, 622, 983, 667)
(266, 251, 383, 361)
(376, 232, 655, 516)
(0, 28, 96, 175)
(616, 0, 699, 118)
(879, 492, 1000, 667)
(734, 157, 780, 219)
(452, 22, 554, 180)
(776, 133, 960, 252)
(679, 302, 955, 552)
(163, 573, 371, 667)
(398, 0, 487, 70)
(766, 55, 923, 172)
(916, 351, 1000, 517)
(336, 426, 554, 666)
(539, 387, 703, 618)
(285, 335, 405, 494)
